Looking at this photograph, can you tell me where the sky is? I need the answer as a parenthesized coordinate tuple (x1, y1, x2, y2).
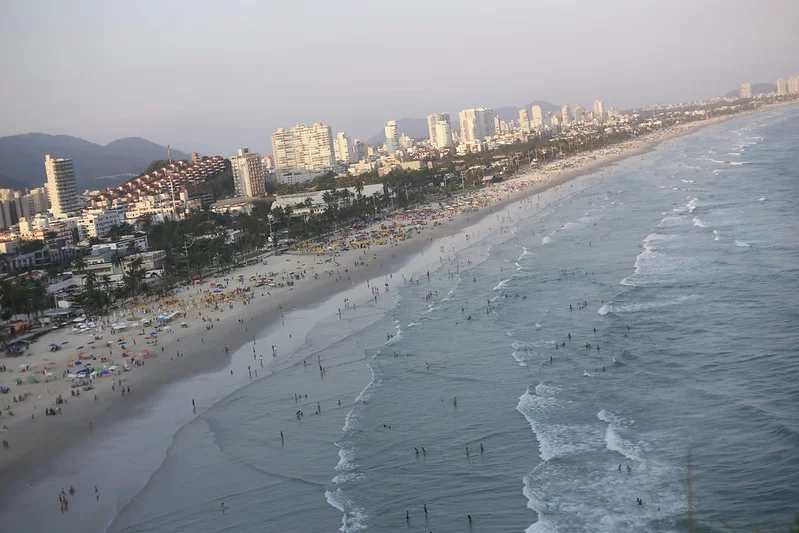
(1, 0, 797, 156)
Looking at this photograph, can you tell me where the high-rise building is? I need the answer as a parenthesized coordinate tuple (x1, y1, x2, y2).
(573, 105, 585, 123)
(45, 154, 79, 217)
(787, 76, 799, 94)
(593, 99, 605, 121)
(458, 108, 496, 145)
(21, 187, 49, 220)
(190, 152, 201, 164)
(333, 132, 354, 164)
(776, 78, 788, 95)
(271, 123, 335, 175)
(739, 82, 753, 99)
(427, 113, 453, 148)
(560, 105, 571, 126)
(230, 148, 266, 197)
(385, 120, 400, 155)
(531, 105, 544, 129)
(518, 109, 530, 132)
(0, 189, 23, 230)
(352, 139, 367, 161)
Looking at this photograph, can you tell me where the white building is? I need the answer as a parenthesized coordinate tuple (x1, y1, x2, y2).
(427, 113, 453, 149)
(560, 105, 571, 126)
(45, 154, 79, 217)
(739, 82, 753, 99)
(271, 123, 335, 180)
(518, 109, 530, 132)
(593, 99, 605, 121)
(77, 208, 127, 240)
(22, 187, 49, 219)
(787, 76, 799, 94)
(776, 78, 788, 95)
(333, 132, 354, 163)
(573, 105, 585, 123)
(0, 189, 23, 229)
(531, 105, 544, 130)
(385, 120, 400, 155)
(230, 148, 266, 197)
(458, 108, 495, 145)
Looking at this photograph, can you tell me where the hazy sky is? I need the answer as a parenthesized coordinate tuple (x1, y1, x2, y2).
(1, 0, 797, 156)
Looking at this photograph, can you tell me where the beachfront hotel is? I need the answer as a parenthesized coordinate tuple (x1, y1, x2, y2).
(458, 108, 496, 145)
(45, 154, 79, 218)
(271, 123, 336, 184)
(230, 148, 267, 198)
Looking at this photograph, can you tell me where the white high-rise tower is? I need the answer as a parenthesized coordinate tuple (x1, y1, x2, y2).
(45, 154, 79, 217)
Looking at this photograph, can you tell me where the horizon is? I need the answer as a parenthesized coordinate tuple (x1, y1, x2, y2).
(1, 0, 798, 156)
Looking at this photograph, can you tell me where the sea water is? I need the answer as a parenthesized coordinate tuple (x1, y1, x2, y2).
(22, 107, 799, 533)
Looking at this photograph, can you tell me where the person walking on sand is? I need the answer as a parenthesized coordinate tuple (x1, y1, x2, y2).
(95, 485, 99, 502)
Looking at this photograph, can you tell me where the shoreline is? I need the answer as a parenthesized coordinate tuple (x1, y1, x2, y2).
(1, 102, 791, 490)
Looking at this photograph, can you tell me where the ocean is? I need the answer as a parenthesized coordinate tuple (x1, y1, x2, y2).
(7, 106, 799, 532)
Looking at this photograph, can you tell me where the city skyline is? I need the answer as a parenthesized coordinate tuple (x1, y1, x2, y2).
(1, 0, 798, 156)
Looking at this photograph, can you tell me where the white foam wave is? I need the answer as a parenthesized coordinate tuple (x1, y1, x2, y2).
(713, 230, 721, 241)
(729, 161, 747, 166)
(735, 240, 750, 248)
(342, 409, 359, 432)
(407, 321, 420, 328)
(686, 197, 699, 212)
(583, 370, 594, 377)
(325, 489, 368, 533)
(353, 363, 381, 404)
(597, 410, 642, 462)
(541, 236, 552, 245)
(335, 446, 355, 472)
(692, 217, 709, 228)
(681, 179, 695, 184)
(597, 294, 698, 315)
(759, 197, 766, 202)
(493, 278, 510, 291)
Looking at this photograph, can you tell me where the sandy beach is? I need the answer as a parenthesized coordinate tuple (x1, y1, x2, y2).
(0, 103, 789, 477)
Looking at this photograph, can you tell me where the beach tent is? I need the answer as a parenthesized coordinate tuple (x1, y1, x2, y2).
(27, 375, 38, 383)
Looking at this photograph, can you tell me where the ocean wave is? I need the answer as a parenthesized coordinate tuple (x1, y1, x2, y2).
(493, 278, 510, 291)
(681, 179, 696, 184)
(597, 410, 643, 462)
(516, 385, 599, 461)
(735, 240, 751, 248)
(325, 489, 368, 533)
(692, 217, 709, 228)
(597, 294, 698, 315)
(686, 197, 699, 213)
(729, 161, 747, 166)
(541, 236, 552, 245)
(353, 363, 381, 405)
(713, 230, 721, 241)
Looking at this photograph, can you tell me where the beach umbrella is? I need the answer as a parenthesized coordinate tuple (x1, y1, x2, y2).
(49, 343, 58, 347)
(140, 349, 151, 356)
(76, 368, 90, 375)
(73, 361, 82, 365)
(61, 341, 68, 345)
(77, 345, 85, 349)
(27, 375, 37, 383)
(87, 341, 95, 344)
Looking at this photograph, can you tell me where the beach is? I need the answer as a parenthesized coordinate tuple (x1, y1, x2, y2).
(2, 103, 798, 532)
(0, 105, 782, 475)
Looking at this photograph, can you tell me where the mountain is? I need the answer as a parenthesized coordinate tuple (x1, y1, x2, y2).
(724, 83, 777, 98)
(0, 172, 26, 191)
(366, 101, 560, 144)
(0, 133, 189, 192)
